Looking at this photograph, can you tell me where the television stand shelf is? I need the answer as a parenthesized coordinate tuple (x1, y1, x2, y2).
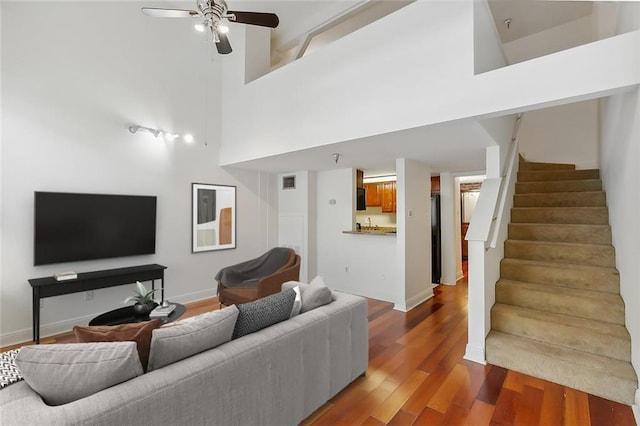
(28, 264, 167, 344)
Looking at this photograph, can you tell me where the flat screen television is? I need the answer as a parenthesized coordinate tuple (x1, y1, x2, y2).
(34, 192, 157, 266)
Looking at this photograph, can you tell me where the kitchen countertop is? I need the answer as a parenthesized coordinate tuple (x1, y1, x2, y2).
(342, 227, 397, 236)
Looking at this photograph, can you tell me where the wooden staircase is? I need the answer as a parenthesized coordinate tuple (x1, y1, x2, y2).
(485, 160, 638, 405)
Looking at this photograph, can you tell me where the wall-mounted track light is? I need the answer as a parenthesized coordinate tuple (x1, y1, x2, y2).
(128, 125, 194, 143)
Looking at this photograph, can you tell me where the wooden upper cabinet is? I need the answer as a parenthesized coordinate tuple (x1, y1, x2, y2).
(431, 176, 440, 195)
(381, 181, 396, 213)
(365, 183, 381, 207)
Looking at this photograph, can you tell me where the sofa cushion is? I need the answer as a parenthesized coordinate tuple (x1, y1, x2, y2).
(15, 342, 143, 406)
(283, 276, 333, 313)
(147, 305, 239, 371)
(233, 288, 296, 339)
(73, 319, 161, 372)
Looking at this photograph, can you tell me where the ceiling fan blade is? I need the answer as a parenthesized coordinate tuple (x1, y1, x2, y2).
(216, 33, 233, 55)
(227, 11, 279, 28)
(141, 8, 199, 18)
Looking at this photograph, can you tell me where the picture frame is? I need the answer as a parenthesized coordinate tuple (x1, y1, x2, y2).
(192, 183, 236, 252)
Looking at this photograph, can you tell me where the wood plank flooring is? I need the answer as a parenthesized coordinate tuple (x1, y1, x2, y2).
(2, 275, 636, 425)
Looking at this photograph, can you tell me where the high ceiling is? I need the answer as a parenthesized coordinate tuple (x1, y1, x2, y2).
(157, 1, 600, 175)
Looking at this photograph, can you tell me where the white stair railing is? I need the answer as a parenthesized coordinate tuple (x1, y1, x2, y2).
(464, 114, 522, 365)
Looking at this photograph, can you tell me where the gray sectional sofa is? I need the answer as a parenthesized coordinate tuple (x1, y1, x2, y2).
(0, 290, 368, 426)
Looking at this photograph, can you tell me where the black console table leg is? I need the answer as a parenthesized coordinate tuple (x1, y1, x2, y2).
(32, 289, 40, 344)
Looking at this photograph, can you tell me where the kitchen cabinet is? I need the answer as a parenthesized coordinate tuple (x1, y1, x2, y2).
(365, 183, 381, 207)
(381, 181, 396, 213)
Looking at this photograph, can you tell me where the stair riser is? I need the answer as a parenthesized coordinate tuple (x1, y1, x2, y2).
(508, 224, 612, 245)
(486, 337, 636, 405)
(518, 169, 600, 182)
(491, 307, 630, 361)
(513, 192, 606, 208)
(495, 282, 624, 325)
(504, 241, 615, 267)
(516, 180, 602, 194)
(500, 261, 620, 293)
(511, 208, 609, 225)
(519, 162, 576, 171)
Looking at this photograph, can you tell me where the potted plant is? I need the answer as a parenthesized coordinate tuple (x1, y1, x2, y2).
(123, 281, 161, 316)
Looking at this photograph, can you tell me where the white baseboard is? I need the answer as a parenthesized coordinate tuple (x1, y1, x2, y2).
(463, 344, 487, 365)
(393, 288, 434, 313)
(0, 313, 97, 348)
(0, 289, 218, 348)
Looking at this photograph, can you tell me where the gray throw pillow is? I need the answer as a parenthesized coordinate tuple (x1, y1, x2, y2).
(283, 277, 333, 313)
(233, 288, 296, 339)
(15, 342, 143, 406)
(147, 305, 239, 371)
(301, 276, 333, 312)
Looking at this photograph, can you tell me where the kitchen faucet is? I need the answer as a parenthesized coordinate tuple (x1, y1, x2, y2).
(366, 217, 371, 227)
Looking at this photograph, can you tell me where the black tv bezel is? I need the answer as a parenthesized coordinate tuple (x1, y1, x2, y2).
(33, 191, 157, 266)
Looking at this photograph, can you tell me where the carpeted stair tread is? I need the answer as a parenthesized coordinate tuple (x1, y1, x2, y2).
(504, 240, 615, 267)
(496, 279, 624, 324)
(517, 169, 600, 182)
(487, 161, 638, 404)
(508, 223, 612, 245)
(491, 303, 631, 361)
(500, 258, 619, 293)
(486, 330, 637, 405)
(519, 161, 576, 171)
(516, 179, 602, 194)
(511, 207, 609, 225)
(513, 191, 606, 207)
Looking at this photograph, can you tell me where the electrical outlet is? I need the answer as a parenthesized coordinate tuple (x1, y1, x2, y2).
(84, 291, 94, 301)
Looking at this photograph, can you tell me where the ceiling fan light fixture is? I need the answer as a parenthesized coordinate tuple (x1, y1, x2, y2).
(194, 23, 206, 32)
(183, 134, 194, 143)
(218, 24, 229, 34)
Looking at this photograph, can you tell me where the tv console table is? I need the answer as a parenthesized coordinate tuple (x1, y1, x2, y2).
(28, 264, 167, 344)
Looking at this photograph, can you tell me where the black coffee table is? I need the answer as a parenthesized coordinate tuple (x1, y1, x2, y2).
(89, 302, 186, 326)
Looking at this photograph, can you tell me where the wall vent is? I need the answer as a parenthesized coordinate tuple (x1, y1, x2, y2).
(282, 175, 296, 190)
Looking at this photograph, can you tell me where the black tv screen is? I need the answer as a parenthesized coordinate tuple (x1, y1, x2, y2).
(34, 192, 157, 266)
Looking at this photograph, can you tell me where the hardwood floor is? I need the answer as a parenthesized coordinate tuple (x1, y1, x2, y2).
(2, 276, 636, 425)
(301, 279, 636, 426)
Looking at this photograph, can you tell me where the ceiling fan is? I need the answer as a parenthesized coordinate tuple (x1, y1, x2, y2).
(141, 0, 279, 55)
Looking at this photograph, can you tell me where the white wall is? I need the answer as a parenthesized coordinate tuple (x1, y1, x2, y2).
(277, 170, 316, 282)
(315, 169, 397, 304)
(220, 0, 639, 169)
(473, 0, 507, 74)
(439, 173, 457, 285)
(600, 4, 640, 414)
(0, 2, 273, 345)
(519, 100, 600, 169)
(503, 15, 596, 65)
(395, 159, 433, 311)
(600, 87, 640, 415)
(221, 0, 475, 165)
